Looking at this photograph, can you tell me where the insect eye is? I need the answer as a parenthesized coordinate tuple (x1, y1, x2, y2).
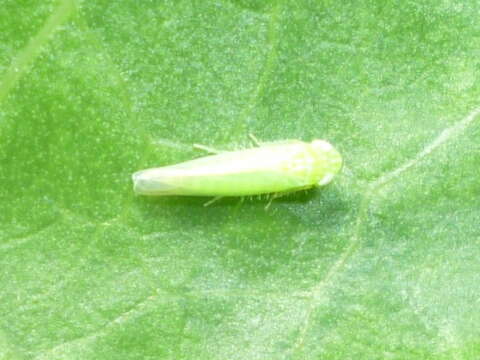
(317, 173, 335, 186)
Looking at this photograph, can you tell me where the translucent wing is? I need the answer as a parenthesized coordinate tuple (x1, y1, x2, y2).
(133, 142, 310, 196)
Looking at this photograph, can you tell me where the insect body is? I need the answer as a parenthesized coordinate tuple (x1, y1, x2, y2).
(132, 139, 342, 199)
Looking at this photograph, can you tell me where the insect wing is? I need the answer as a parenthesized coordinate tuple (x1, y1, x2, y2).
(133, 143, 308, 196)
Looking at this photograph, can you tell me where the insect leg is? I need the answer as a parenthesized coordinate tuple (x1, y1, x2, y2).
(248, 133, 262, 147)
(193, 144, 225, 154)
(264, 185, 315, 210)
(203, 196, 223, 207)
(264, 193, 279, 210)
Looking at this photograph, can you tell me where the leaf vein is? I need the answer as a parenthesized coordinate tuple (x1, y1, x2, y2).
(0, 0, 76, 104)
(239, 2, 281, 131)
(292, 191, 371, 354)
(373, 106, 480, 189)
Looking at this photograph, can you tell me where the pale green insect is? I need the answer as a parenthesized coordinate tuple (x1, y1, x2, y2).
(132, 138, 342, 206)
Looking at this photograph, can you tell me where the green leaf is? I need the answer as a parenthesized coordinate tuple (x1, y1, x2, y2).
(1, 0, 480, 359)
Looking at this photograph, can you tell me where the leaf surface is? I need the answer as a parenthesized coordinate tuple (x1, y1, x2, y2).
(1, 1, 480, 359)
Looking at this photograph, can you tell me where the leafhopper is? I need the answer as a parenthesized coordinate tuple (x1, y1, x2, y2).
(132, 138, 342, 206)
